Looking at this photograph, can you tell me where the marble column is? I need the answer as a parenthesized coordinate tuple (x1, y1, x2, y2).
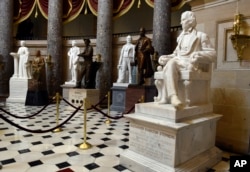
(0, 0, 13, 96)
(152, 0, 171, 56)
(47, 0, 63, 97)
(96, 0, 113, 103)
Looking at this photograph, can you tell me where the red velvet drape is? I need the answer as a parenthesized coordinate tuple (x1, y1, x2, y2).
(13, 0, 186, 24)
(14, 0, 36, 24)
(87, 0, 135, 19)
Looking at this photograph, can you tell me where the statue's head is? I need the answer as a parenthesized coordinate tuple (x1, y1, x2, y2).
(181, 11, 197, 31)
(126, 35, 132, 43)
(36, 50, 41, 57)
(20, 40, 25, 46)
(72, 40, 76, 46)
(84, 39, 90, 45)
(139, 27, 146, 37)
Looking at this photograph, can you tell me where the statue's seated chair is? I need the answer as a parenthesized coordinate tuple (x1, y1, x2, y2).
(154, 60, 212, 107)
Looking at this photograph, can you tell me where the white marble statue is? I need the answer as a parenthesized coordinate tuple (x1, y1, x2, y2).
(10, 40, 31, 79)
(117, 35, 135, 83)
(154, 11, 216, 109)
(67, 40, 80, 85)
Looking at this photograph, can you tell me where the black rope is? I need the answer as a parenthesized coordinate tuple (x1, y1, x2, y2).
(0, 105, 82, 133)
(0, 100, 53, 119)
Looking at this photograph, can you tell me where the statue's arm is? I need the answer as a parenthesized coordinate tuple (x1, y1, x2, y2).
(118, 46, 124, 67)
(190, 33, 216, 63)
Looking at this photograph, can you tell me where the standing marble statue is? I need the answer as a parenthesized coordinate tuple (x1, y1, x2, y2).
(117, 35, 135, 83)
(134, 27, 154, 85)
(154, 11, 216, 109)
(67, 40, 80, 85)
(10, 40, 31, 79)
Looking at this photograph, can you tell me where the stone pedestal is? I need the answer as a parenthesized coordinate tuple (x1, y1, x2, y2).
(61, 84, 76, 100)
(111, 84, 157, 113)
(7, 77, 29, 103)
(68, 88, 99, 109)
(125, 84, 157, 112)
(120, 102, 222, 172)
(25, 79, 49, 106)
(110, 83, 129, 112)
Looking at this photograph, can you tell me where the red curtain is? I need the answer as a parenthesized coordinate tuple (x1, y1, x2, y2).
(13, 0, 186, 24)
(87, 0, 135, 19)
(145, 0, 186, 11)
(37, 0, 85, 23)
(14, 0, 36, 24)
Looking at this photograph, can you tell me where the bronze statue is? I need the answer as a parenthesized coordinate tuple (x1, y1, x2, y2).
(134, 27, 154, 85)
(77, 39, 94, 88)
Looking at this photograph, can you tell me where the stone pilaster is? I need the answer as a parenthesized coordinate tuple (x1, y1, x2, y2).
(0, 0, 13, 96)
(47, 0, 63, 97)
(152, 0, 171, 56)
(96, 0, 113, 103)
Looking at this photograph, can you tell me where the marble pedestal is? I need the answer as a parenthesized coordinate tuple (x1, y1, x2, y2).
(7, 77, 29, 103)
(61, 84, 76, 100)
(120, 102, 222, 172)
(110, 83, 129, 112)
(68, 88, 99, 109)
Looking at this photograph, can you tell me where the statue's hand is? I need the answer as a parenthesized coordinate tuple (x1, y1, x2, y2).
(10, 52, 18, 57)
(158, 55, 170, 65)
(190, 52, 200, 64)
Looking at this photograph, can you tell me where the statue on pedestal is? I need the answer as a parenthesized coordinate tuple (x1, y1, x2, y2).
(134, 27, 154, 85)
(117, 35, 135, 84)
(66, 40, 80, 85)
(154, 11, 216, 109)
(10, 40, 31, 79)
(78, 39, 94, 88)
(25, 50, 48, 106)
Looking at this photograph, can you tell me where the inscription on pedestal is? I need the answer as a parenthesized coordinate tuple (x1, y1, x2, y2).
(129, 123, 176, 165)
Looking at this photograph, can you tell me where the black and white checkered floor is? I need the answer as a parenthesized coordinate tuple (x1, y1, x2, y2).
(0, 102, 234, 172)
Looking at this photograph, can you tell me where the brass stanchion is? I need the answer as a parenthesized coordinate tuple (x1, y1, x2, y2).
(79, 98, 92, 150)
(139, 95, 145, 103)
(53, 92, 62, 132)
(105, 91, 112, 124)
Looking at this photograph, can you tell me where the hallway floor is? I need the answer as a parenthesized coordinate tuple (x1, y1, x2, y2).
(0, 102, 233, 172)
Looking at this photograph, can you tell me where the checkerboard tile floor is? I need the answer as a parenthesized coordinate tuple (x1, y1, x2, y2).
(0, 102, 232, 171)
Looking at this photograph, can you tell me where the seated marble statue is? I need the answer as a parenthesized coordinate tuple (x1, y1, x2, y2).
(117, 35, 135, 83)
(10, 40, 31, 79)
(154, 11, 216, 109)
(67, 40, 80, 85)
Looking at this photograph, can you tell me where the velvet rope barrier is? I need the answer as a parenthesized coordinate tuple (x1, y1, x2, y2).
(0, 99, 53, 119)
(0, 105, 82, 134)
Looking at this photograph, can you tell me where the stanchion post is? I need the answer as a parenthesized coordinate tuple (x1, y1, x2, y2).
(140, 95, 145, 103)
(79, 98, 92, 150)
(53, 92, 63, 132)
(105, 91, 112, 124)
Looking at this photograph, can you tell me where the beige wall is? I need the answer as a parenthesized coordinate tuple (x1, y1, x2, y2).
(190, 0, 250, 154)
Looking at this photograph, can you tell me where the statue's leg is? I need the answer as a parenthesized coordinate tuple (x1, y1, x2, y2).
(154, 79, 162, 102)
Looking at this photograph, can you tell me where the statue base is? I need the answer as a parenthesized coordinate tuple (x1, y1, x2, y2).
(120, 102, 222, 172)
(110, 83, 130, 112)
(111, 84, 157, 113)
(0, 95, 7, 106)
(125, 84, 157, 112)
(25, 79, 49, 106)
(61, 84, 77, 100)
(7, 77, 29, 103)
(68, 88, 99, 109)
